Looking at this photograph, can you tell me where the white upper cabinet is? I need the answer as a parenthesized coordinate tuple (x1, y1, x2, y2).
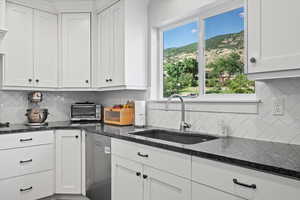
(97, 7, 112, 88)
(34, 10, 58, 88)
(0, 0, 6, 54)
(2, 3, 58, 89)
(0, 0, 6, 31)
(61, 13, 91, 88)
(3, 3, 34, 87)
(110, 1, 125, 87)
(247, 0, 300, 79)
(94, 0, 147, 90)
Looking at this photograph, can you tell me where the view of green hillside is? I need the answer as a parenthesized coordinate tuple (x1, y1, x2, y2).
(163, 31, 255, 97)
(164, 31, 244, 62)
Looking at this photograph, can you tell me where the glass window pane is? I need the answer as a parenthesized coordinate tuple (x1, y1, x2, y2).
(163, 21, 199, 98)
(204, 7, 255, 94)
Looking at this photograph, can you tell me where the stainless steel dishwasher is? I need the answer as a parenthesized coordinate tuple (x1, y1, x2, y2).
(86, 133, 111, 200)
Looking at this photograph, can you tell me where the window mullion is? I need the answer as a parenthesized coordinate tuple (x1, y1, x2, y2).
(198, 18, 205, 95)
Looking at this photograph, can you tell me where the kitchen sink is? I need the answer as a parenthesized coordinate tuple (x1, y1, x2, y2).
(129, 129, 218, 145)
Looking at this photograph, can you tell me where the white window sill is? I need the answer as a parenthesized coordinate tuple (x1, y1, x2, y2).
(147, 96, 261, 114)
(149, 95, 261, 103)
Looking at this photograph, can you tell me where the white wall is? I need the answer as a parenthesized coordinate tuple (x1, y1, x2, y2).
(149, 0, 216, 27)
(146, 0, 300, 145)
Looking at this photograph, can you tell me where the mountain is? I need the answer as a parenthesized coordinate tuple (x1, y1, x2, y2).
(163, 31, 244, 62)
(206, 31, 244, 50)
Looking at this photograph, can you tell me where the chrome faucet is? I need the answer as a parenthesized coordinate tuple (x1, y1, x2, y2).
(166, 94, 191, 132)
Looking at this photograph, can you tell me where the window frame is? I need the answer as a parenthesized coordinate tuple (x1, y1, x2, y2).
(157, 0, 254, 101)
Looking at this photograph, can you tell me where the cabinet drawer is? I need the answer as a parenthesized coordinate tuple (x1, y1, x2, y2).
(0, 170, 54, 200)
(0, 131, 54, 150)
(0, 144, 54, 180)
(20, 170, 54, 200)
(112, 139, 191, 179)
(192, 157, 300, 200)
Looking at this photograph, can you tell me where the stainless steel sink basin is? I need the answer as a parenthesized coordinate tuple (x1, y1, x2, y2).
(130, 129, 218, 145)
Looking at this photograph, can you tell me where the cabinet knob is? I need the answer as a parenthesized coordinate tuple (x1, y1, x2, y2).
(143, 174, 148, 179)
(250, 57, 256, 63)
(136, 172, 141, 177)
(75, 135, 79, 139)
(85, 80, 89, 84)
(106, 79, 109, 82)
(109, 78, 112, 82)
(35, 79, 39, 83)
(28, 78, 32, 83)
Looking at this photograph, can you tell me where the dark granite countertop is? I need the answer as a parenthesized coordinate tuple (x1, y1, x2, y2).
(1, 121, 300, 181)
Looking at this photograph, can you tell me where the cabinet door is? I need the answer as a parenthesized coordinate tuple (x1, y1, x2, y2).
(110, 1, 124, 86)
(247, 0, 300, 73)
(96, 8, 112, 88)
(144, 166, 191, 200)
(192, 182, 243, 200)
(3, 3, 33, 87)
(55, 130, 82, 194)
(112, 155, 143, 200)
(34, 10, 58, 88)
(61, 13, 91, 88)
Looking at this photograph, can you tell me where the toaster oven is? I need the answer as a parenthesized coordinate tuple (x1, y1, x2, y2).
(71, 102, 102, 122)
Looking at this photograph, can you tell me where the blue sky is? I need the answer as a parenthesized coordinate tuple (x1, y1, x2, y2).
(163, 7, 244, 49)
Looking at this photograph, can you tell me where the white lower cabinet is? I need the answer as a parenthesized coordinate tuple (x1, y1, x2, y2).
(112, 139, 300, 200)
(0, 144, 53, 180)
(143, 166, 191, 200)
(55, 130, 83, 194)
(192, 157, 300, 200)
(0, 131, 55, 200)
(111, 139, 191, 200)
(20, 170, 54, 200)
(192, 182, 243, 200)
(112, 155, 191, 200)
(112, 156, 143, 200)
(0, 170, 54, 200)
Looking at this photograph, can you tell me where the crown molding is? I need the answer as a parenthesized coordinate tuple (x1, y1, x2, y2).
(8, 0, 96, 13)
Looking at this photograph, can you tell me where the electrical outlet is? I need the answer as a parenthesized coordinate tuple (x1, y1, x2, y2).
(272, 97, 285, 116)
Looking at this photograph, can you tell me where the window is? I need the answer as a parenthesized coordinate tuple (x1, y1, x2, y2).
(162, 21, 199, 98)
(204, 7, 254, 94)
(160, 5, 255, 99)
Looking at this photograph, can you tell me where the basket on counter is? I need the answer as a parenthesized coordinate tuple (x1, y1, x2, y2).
(104, 107, 134, 126)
